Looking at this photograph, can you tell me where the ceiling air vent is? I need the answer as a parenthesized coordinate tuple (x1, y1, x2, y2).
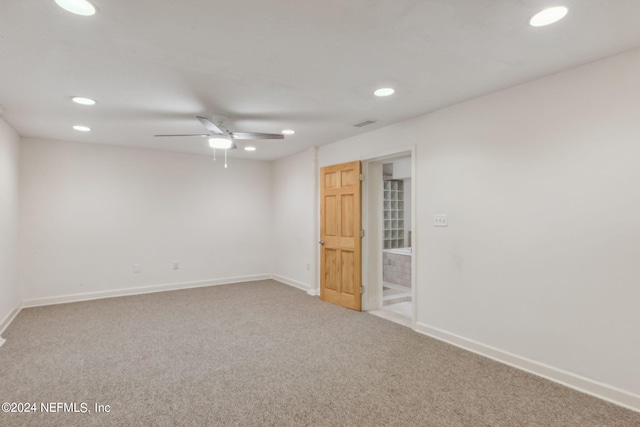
(352, 119, 377, 128)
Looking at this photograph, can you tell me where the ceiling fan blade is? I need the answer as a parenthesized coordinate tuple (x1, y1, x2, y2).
(197, 116, 225, 135)
(230, 132, 284, 140)
(154, 134, 209, 137)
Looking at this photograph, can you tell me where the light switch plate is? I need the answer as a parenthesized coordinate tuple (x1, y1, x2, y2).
(433, 214, 448, 227)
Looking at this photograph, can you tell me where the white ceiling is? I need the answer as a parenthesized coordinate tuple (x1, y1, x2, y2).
(1, 0, 640, 161)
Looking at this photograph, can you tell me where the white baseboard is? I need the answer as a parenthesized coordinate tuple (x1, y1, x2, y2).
(22, 274, 271, 308)
(415, 322, 640, 413)
(0, 304, 22, 336)
(307, 289, 319, 296)
(270, 274, 311, 293)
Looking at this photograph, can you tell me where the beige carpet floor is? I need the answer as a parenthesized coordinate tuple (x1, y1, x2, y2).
(0, 280, 638, 426)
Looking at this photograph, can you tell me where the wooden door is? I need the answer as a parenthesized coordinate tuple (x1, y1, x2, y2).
(320, 161, 362, 311)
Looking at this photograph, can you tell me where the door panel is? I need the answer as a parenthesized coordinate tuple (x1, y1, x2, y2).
(341, 169, 357, 187)
(320, 161, 362, 311)
(340, 250, 355, 295)
(325, 171, 338, 189)
(341, 195, 354, 237)
(325, 249, 339, 292)
(324, 195, 338, 236)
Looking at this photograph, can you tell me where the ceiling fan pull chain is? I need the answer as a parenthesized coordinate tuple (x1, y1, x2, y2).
(213, 148, 216, 161)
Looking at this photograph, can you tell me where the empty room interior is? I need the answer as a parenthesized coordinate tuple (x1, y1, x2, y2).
(1, 1, 640, 425)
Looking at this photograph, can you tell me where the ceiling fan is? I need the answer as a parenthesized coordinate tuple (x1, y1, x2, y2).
(154, 116, 284, 150)
(154, 116, 285, 168)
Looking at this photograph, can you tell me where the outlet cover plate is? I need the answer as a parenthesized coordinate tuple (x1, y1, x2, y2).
(433, 214, 448, 227)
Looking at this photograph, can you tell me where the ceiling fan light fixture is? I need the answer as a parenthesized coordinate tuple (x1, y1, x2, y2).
(54, 0, 96, 16)
(529, 6, 568, 27)
(72, 96, 96, 105)
(209, 137, 233, 149)
(244, 146, 256, 151)
(374, 87, 395, 97)
(281, 129, 295, 135)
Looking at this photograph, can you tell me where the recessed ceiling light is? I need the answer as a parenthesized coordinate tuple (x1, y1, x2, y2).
(54, 0, 96, 16)
(73, 125, 91, 132)
(209, 137, 233, 149)
(374, 87, 395, 97)
(281, 129, 295, 135)
(72, 96, 96, 106)
(244, 146, 257, 152)
(529, 6, 568, 27)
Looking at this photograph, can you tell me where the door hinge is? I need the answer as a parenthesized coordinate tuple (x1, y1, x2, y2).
(360, 229, 365, 238)
(360, 173, 365, 182)
(360, 286, 365, 295)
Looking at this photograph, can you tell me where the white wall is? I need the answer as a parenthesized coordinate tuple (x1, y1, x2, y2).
(316, 47, 640, 400)
(19, 138, 272, 303)
(271, 148, 317, 291)
(0, 118, 20, 329)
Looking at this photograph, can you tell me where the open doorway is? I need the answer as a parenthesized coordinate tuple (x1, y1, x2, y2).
(362, 151, 415, 328)
(381, 159, 412, 320)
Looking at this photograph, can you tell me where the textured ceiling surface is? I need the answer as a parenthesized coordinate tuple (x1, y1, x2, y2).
(1, 0, 640, 160)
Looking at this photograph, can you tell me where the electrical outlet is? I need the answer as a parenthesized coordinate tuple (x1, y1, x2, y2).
(173, 262, 180, 270)
(133, 263, 141, 273)
(433, 214, 448, 227)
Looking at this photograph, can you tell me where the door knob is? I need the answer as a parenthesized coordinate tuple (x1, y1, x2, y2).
(319, 240, 325, 245)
